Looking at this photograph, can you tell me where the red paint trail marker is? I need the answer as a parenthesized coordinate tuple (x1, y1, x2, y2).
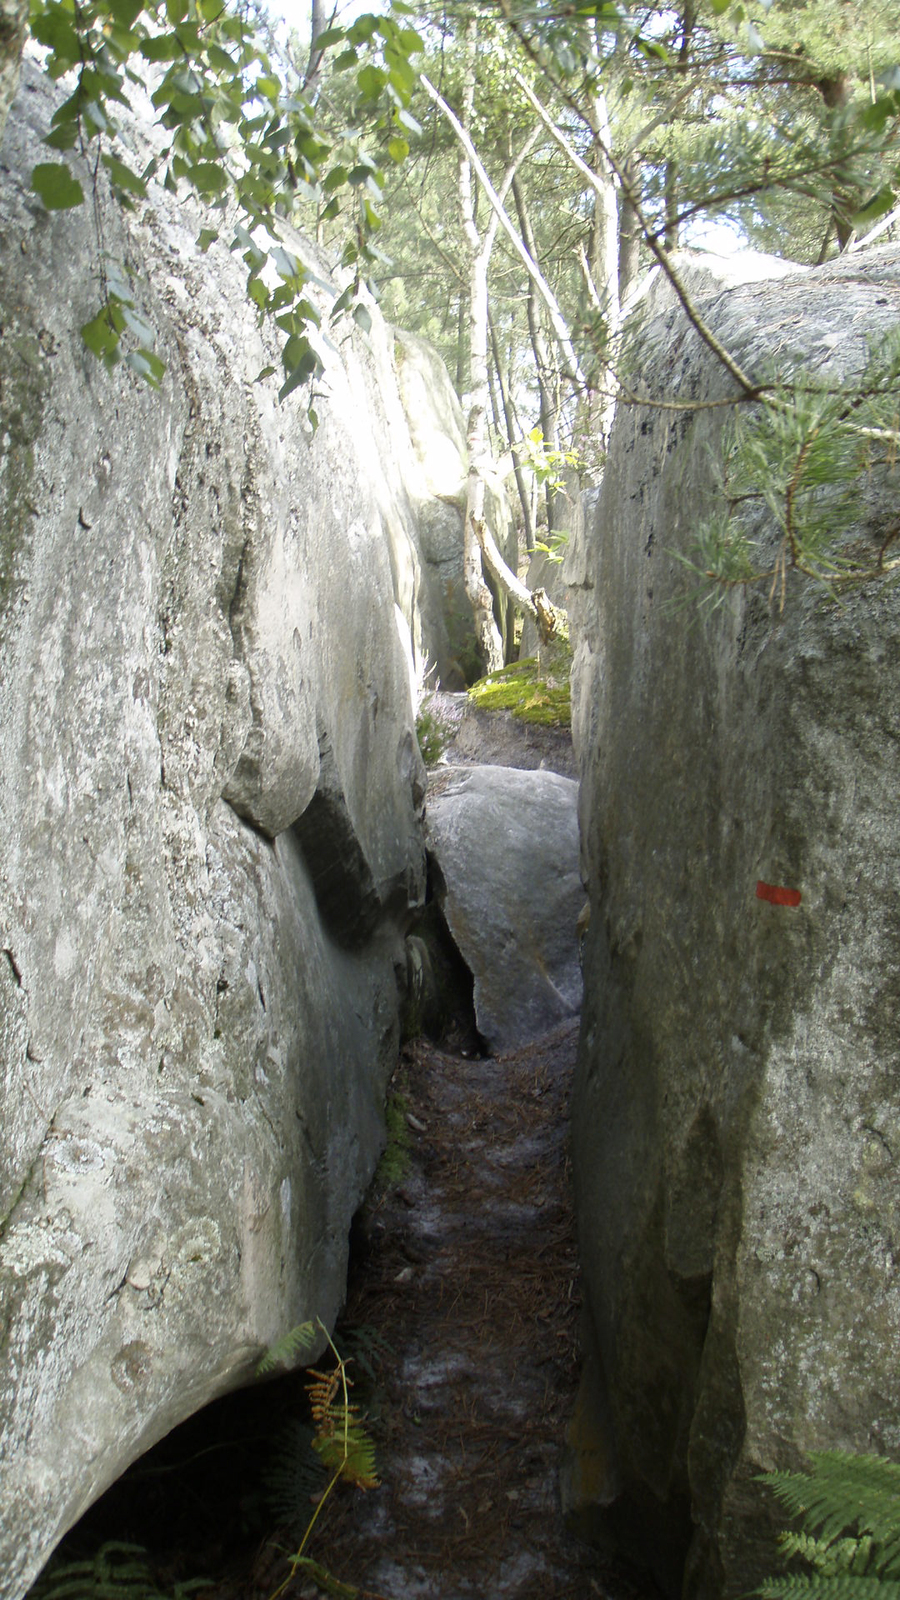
(756, 881, 802, 908)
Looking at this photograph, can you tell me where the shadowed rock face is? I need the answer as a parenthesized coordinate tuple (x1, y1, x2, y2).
(0, 62, 475, 1599)
(568, 248, 900, 1599)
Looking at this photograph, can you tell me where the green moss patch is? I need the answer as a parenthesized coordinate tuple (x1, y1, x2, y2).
(468, 652, 572, 727)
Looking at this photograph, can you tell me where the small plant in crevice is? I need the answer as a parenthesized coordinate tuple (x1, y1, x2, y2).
(757, 1449, 900, 1599)
(415, 699, 451, 768)
(373, 1087, 412, 1192)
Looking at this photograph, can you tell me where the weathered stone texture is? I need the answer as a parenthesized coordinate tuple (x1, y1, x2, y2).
(0, 62, 471, 1598)
(426, 764, 582, 1053)
(568, 247, 900, 1598)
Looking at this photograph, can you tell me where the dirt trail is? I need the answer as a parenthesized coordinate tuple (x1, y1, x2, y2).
(290, 1023, 645, 1600)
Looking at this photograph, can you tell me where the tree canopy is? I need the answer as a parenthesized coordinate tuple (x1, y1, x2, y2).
(9, 0, 900, 638)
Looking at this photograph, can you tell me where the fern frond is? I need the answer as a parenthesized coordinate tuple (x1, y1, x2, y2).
(27, 1541, 206, 1600)
(758, 1575, 900, 1600)
(781, 1534, 877, 1576)
(256, 1321, 316, 1376)
(306, 1366, 379, 1490)
(262, 1419, 328, 1532)
(312, 1419, 379, 1491)
(290, 1556, 360, 1598)
(765, 1454, 900, 1574)
(336, 1324, 394, 1384)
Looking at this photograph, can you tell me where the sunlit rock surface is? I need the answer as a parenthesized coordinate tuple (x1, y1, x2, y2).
(569, 246, 900, 1598)
(0, 61, 477, 1599)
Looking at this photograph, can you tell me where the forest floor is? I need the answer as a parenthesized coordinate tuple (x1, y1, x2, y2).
(241, 1021, 650, 1600)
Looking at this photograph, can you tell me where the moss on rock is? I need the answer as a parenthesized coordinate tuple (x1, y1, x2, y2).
(467, 647, 572, 728)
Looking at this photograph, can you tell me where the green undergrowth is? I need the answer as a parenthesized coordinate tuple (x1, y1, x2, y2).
(468, 645, 572, 727)
(415, 700, 451, 767)
(374, 1086, 412, 1190)
(25, 1540, 206, 1600)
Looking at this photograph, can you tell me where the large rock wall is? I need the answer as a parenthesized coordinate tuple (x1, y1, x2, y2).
(568, 247, 900, 1598)
(0, 62, 471, 1598)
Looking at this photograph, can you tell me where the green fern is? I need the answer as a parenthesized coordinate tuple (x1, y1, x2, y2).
(261, 1418, 328, 1534)
(256, 1321, 316, 1376)
(759, 1451, 900, 1600)
(27, 1541, 206, 1600)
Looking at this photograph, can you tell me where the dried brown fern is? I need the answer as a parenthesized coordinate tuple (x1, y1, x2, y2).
(267, 1321, 383, 1600)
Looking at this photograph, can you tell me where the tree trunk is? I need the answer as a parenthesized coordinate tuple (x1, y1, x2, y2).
(584, 83, 621, 453)
(512, 173, 562, 536)
(618, 152, 642, 300)
(457, 19, 504, 674)
(455, 292, 466, 400)
(489, 307, 537, 552)
(818, 72, 855, 249)
(0, 0, 28, 149)
(304, 0, 327, 98)
(663, 2, 695, 251)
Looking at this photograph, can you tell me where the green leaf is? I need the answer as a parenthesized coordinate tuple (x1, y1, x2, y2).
(120, 304, 156, 346)
(43, 121, 79, 152)
(141, 34, 181, 61)
(81, 309, 120, 362)
(29, 7, 80, 66)
(357, 64, 386, 100)
(254, 365, 276, 382)
(102, 154, 147, 197)
(256, 75, 280, 101)
(387, 136, 408, 163)
(197, 226, 219, 251)
(323, 165, 349, 193)
(126, 347, 166, 387)
(31, 162, 84, 210)
(709, 0, 731, 12)
(166, 0, 187, 21)
(852, 186, 896, 229)
(188, 161, 228, 194)
(353, 304, 372, 334)
(395, 107, 422, 135)
(279, 357, 317, 402)
(107, 0, 144, 27)
(312, 26, 346, 48)
(333, 48, 358, 72)
(271, 245, 301, 279)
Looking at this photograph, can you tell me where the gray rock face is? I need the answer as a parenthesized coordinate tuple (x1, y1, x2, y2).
(568, 247, 900, 1597)
(426, 765, 583, 1053)
(0, 62, 473, 1598)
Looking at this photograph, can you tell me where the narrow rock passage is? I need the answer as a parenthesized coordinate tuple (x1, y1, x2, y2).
(289, 1022, 644, 1600)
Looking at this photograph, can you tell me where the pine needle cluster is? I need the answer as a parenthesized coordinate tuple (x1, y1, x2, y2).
(693, 328, 900, 608)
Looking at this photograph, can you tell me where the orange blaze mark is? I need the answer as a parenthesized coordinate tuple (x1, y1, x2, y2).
(756, 880, 802, 908)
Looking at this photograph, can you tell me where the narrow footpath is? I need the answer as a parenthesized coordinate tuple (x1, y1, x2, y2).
(269, 1023, 647, 1600)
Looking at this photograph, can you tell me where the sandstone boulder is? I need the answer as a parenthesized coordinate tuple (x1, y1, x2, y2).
(0, 61, 471, 1598)
(568, 247, 900, 1597)
(426, 765, 582, 1053)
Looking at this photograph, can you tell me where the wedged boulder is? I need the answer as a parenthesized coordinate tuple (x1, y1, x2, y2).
(0, 61, 472, 1598)
(568, 247, 900, 1597)
(426, 765, 582, 1053)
